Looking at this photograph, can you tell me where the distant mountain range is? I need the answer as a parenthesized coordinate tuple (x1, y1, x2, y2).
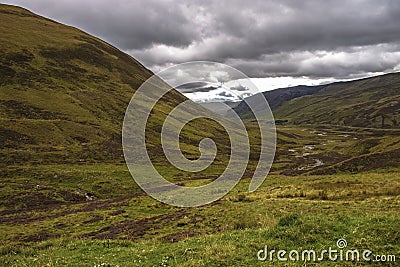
(233, 73, 400, 128)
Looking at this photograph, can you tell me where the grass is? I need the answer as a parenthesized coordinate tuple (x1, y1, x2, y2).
(1, 123, 399, 266)
(1, 4, 227, 167)
(271, 73, 400, 128)
(1, 168, 399, 266)
(2, 213, 398, 267)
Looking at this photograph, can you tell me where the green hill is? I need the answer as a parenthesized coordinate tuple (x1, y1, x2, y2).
(232, 84, 326, 119)
(273, 73, 400, 128)
(234, 73, 400, 129)
(0, 4, 232, 168)
(231, 73, 400, 175)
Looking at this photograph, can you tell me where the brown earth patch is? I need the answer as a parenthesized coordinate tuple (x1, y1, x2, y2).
(109, 209, 126, 216)
(0, 194, 135, 225)
(19, 231, 60, 243)
(79, 209, 188, 240)
(83, 215, 103, 224)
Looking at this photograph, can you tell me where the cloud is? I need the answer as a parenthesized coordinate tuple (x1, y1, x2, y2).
(5, 0, 400, 79)
(176, 82, 209, 90)
(4, 0, 199, 50)
(176, 82, 219, 94)
(229, 84, 249, 92)
(218, 91, 234, 98)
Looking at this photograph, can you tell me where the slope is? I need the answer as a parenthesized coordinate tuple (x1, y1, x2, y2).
(272, 73, 400, 128)
(0, 4, 232, 168)
(232, 84, 326, 119)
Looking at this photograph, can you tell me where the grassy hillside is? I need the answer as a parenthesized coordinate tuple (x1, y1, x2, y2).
(0, 4, 236, 168)
(233, 84, 325, 119)
(232, 74, 400, 175)
(0, 3, 241, 214)
(0, 4, 152, 164)
(273, 73, 400, 128)
(234, 73, 400, 129)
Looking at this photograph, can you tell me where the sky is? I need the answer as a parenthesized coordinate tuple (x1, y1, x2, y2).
(4, 0, 400, 102)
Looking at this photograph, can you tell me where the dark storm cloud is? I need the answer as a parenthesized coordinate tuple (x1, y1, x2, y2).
(229, 84, 249, 92)
(3, 0, 199, 49)
(218, 91, 234, 98)
(5, 0, 400, 79)
(176, 82, 209, 90)
(176, 82, 219, 94)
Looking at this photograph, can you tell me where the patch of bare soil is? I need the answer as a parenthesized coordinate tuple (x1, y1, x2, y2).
(82, 215, 103, 224)
(19, 231, 60, 242)
(109, 209, 126, 216)
(79, 209, 189, 240)
(0, 194, 135, 225)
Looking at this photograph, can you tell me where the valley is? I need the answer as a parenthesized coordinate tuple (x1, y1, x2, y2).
(0, 4, 399, 267)
(1, 124, 399, 266)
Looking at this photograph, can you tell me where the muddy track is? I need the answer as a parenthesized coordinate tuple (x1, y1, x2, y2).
(79, 209, 190, 240)
(0, 194, 138, 225)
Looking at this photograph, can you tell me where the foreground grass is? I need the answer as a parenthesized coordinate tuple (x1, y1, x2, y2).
(1, 169, 399, 266)
(1, 213, 399, 266)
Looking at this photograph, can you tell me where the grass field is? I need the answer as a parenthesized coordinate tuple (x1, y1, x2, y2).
(1, 125, 399, 266)
(1, 168, 399, 266)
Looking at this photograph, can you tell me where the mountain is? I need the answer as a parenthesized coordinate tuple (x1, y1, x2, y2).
(233, 73, 400, 128)
(233, 84, 326, 119)
(0, 4, 230, 167)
